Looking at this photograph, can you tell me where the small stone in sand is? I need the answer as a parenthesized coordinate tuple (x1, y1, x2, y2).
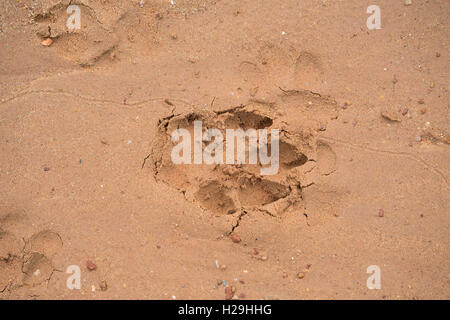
(381, 109, 401, 122)
(41, 38, 53, 46)
(231, 234, 241, 243)
(225, 286, 233, 300)
(256, 254, 268, 261)
(86, 260, 97, 271)
(343, 101, 352, 109)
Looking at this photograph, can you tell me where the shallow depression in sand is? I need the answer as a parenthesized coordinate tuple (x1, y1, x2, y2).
(147, 92, 339, 219)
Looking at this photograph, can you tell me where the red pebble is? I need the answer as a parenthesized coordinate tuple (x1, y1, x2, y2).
(87, 260, 97, 271)
(231, 234, 241, 243)
(225, 286, 233, 300)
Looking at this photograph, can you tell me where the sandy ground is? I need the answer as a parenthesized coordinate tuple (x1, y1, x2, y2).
(0, 0, 449, 300)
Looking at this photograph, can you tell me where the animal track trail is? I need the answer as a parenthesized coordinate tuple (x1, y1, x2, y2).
(240, 41, 324, 89)
(146, 91, 342, 227)
(30, 0, 164, 67)
(0, 209, 63, 293)
(33, 3, 118, 67)
(25, 230, 63, 259)
(21, 252, 54, 287)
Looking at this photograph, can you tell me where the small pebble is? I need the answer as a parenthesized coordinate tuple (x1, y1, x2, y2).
(420, 108, 427, 114)
(297, 272, 305, 279)
(378, 209, 384, 217)
(436, 52, 440, 57)
(231, 234, 241, 243)
(381, 109, 401, 122)
(41, 38, 53, 46)
(404, 0, 412, 6)
(86, 260, 97, 271)
(225, 286, 233, 300)
(418, 98, 425, 104)
(257, 254, 268, 261)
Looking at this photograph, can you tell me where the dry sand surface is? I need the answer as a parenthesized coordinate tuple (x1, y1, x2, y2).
(0, 0, 449, 300)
